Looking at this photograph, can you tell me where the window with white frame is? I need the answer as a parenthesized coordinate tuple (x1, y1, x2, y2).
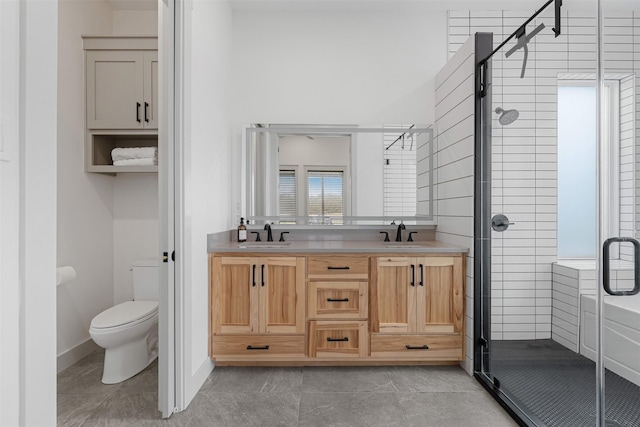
(306, 170, 345, 225)
(278, 169, 297, 223)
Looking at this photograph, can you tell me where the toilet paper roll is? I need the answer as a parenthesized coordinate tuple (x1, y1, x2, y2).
(56, 266, 77, 286)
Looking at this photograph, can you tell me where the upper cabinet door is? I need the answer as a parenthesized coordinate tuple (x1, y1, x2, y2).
(86, 50, 144, 130)
(372, 257, 416, 333)
(415, 257, 465, 334)
(142, 51, 158, 129)
(259, 257, 305, 334)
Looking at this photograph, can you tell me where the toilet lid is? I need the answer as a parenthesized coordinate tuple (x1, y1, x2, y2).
(91, 301, 158, 329)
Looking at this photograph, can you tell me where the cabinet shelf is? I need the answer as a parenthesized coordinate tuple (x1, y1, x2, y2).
(86, 132, 158, 174)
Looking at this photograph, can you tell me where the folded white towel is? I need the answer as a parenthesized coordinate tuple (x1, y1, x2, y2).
(113, 158, 156, 166)
(111, 147, 158, 162)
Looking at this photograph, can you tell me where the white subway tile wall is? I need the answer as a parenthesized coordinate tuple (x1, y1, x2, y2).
(435, 36, 475, 373)
(448, 9, 639, 341)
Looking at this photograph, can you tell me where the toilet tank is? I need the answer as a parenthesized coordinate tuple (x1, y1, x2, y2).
(132, 259, 159, 301)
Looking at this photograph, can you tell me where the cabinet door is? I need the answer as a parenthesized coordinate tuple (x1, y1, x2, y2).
(211, 257, 259, 334)
(259, 257, 305, 334)
(415, 257, 464, 334)
(142, 51, 158, 129)
(86, 50, 144, 129)
(372, 257, 416, 333)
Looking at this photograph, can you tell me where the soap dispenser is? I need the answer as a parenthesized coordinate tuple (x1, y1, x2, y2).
(237, 217, 247, 242)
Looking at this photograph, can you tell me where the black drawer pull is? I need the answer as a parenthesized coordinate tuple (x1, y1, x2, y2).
(261, 264, 265, 287)
(144, 102, 149, 122)
(327, 266, 350, 270)
(405, 345, 429, 350)
(327, 337, 349, 342)
(327, 298, 349, 302)
(136, 102, 141, 122)
(410, 264, 415, 287)
(246, 345, 270, 350)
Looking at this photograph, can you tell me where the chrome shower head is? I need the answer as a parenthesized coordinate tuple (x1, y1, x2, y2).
(495, 107, 520, 125)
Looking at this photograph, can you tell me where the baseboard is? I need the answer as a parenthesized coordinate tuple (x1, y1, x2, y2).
(57, 338, 99, 373)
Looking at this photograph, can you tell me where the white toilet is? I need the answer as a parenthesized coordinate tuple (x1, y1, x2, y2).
(89, 259, 159, 384)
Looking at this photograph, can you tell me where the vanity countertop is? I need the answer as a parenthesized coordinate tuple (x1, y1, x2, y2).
(208, 239, 468, 254)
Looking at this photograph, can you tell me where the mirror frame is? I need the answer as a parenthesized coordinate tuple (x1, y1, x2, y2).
(244, 123, 436, 226)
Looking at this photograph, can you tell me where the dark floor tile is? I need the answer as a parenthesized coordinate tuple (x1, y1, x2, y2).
(185, 391, 299, 427)
(397, 391, 518, 427)
(388, 365, 484, 392)
(81, 392, 163, 426)
(301, 366, 396, 393)
(298, 392, 406, 427)
(200, 366, 302, 393)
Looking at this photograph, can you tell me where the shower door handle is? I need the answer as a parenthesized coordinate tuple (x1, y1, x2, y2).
(603, 237, 640, 296)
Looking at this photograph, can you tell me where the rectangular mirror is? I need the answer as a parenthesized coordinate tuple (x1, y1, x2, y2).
(245, 124, 435, 226)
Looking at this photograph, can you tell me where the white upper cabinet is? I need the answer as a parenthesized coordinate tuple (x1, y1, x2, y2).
(84, 37, 157, 130)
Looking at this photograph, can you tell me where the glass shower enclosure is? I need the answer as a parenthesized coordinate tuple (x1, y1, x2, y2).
(473, 0, 640, 425)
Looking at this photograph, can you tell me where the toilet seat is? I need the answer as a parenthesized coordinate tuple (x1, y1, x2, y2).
(90, 301, 158, 330)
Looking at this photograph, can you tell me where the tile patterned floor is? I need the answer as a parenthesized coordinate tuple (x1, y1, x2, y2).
(57, 351, 517, 427)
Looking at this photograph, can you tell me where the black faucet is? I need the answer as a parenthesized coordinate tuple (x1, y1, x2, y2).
(264, 223, 273, 242)
(395, 222, 406, 242)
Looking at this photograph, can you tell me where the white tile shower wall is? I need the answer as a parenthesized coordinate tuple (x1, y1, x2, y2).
(434, 36, 475, 373)
(449, 8, 640, 341)
(620, 75, 635, 261)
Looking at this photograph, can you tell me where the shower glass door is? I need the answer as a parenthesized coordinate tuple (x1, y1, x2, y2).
(475, 0, 640, 425)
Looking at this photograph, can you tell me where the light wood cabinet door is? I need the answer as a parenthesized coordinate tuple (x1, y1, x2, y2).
(211, 256, 305, 336)
(260, 257, 305, 334)
(372, 257, 416, 333)
(211, 257, 258, 334)
(415, 257, 465, 334)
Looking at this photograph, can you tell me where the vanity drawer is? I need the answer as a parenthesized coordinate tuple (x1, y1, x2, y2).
(308, 281, 368, 319)
(370, 334, 463, 360)
(211, 335, 305, 357)
(307, 256, 369, 280)
(308, 321, 368, 358)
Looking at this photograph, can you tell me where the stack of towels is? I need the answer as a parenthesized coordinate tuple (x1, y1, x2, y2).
(111, 147, 158, 166)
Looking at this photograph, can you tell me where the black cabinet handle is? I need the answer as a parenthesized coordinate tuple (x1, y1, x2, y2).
(327, 337, 349, 342)
(419, 264, 424, 286)
(261, 264, 265, 287)
(405, 345, 429, 350)
(603, 237, 640, 296)
(410, 264, 415, 287)
(144, 102, 149, 122)
(327, 298, 349, 302)
(136, 102, 141, 122)
(246, 345, 269, 350)
(328, 266, 350, 270)
(252, 264, 256, 287)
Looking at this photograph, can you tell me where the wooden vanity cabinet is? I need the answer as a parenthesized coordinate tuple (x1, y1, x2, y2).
(370, 255, 465, 361)
(209, 255, 305, 359)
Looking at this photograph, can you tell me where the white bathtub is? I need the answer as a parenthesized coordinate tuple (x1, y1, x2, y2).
(580, 293, 640, 387)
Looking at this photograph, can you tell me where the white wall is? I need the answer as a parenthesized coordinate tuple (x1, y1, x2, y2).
(22, 0, 58, 423)
(57, 0, 115, 370)
(57, 0, 159, 370)
(434, 36, 476, 374)
(231, 8, 448, 220)
(180, 0, 233, 405)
